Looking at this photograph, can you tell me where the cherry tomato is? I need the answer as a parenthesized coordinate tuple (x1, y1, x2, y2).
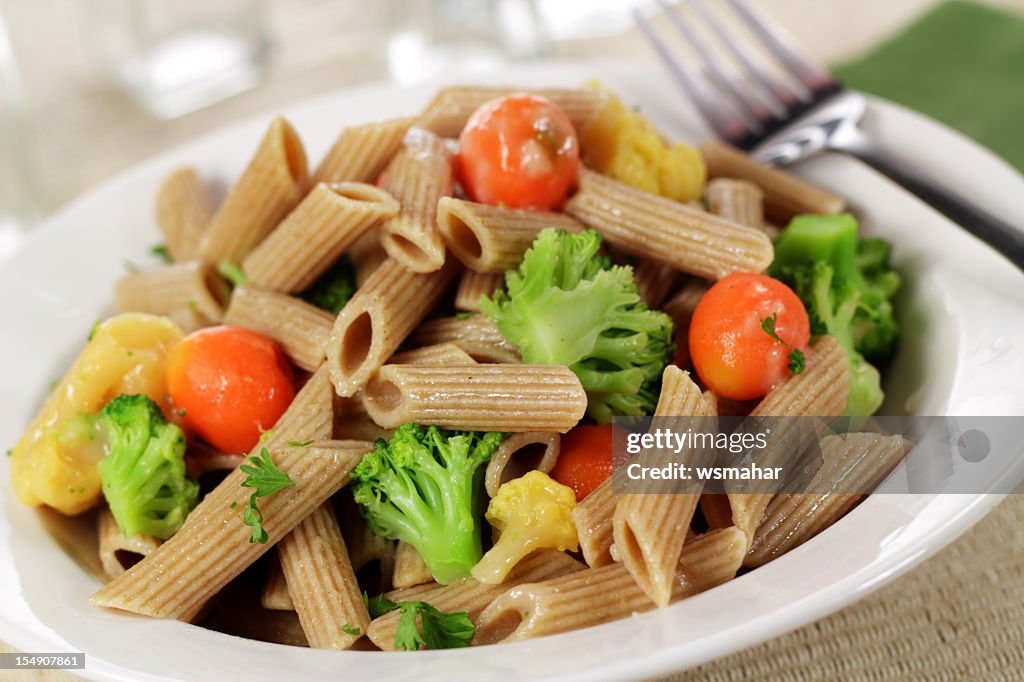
(166, 326, 295, 454)
(688, 273, 810, 401)
(456, 93, 580, 210)
(549, 424, 613, 501)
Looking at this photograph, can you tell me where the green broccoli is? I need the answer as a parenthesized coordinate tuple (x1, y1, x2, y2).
(769, 214, 901, 416)
(300, 256, 356, 314)
(97, 394, 199, 539)
(350, 424, 505, 585)
(480, 228, 674, 423)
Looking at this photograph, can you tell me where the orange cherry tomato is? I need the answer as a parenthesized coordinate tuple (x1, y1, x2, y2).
(689, 273, 810, 401)
(456, 93, 580, 210)
(549, 424, 613, 502)
(166, 326, 295, 454)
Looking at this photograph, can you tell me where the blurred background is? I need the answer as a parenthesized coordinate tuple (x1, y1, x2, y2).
(0, 0, 1022, 260)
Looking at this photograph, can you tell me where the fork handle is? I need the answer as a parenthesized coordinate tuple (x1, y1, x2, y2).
(840, 135, 1024, 272)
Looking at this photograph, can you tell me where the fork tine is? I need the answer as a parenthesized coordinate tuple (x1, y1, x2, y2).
(633, 8, 752, 143)
(656, 0, 766, 131)
(725, 0, 836, 94)
(688, 0, 794, 112)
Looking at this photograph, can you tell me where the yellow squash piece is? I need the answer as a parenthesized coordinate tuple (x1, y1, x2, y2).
(471, 470, 578, 585)
(11, 313, 183, 515)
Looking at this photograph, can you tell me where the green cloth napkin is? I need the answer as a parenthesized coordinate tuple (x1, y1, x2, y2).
(834, 0, 1024, 172)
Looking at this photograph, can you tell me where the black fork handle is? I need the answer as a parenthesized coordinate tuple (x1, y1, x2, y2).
(844, 141, 1024, 273)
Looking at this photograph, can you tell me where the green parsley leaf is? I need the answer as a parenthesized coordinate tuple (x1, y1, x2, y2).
(455, 310, 478, 320)
(286, 439, 314, 447)
(151, 243, 172, 264)
(759, 312, 805, 375)
(239, 447, 295, 544)
(88, 319, 101, 341)
(5, 448, 13, 458)
(217, 259, 249, 287)
(341, 624, 361, 636)
(229, 501, 238, 510)
(364, 592, 399, 619)
(393, 601, 475, 651)
(123, 260, 139, 273)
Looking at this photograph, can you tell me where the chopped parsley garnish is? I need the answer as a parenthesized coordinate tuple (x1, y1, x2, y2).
(760, 312, 806, 375)
(239, 447, 295, 544)
(151, 243, 172, 264)
(341, 624, 361, 636)
(217, 259, 249, 287)
(88, 319, 101, 341)
(364, 592, 399, 619)
(287, 439, 314, 447)
(393, 601, 475, 651)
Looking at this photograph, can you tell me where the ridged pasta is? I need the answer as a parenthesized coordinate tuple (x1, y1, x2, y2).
(97, 507, 162, 582)
(312, 117, 414, 186)
(661, 278, 710, 369)
(455, 269, 505, 312)
(392, 542, 434, 590)
(155, 167, 212, 262)
(114, 260, 230, 322)
(572, 478, 616, 568)
(705, 177, 766, 232)
(632, 260, 679, 309)
(485, 432, 560, 497)
(411, 315, 521, 364)
(261, 552, 294, 611)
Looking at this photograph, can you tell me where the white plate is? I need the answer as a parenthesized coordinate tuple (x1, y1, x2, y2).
(1, 60, 1023, 682)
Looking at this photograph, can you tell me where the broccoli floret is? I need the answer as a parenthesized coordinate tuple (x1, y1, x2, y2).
(97, 395, 199, 539)
(299, 256, 356, 314)
(769, 214, 901, 416)
(480, 228, 674, 423)
(350, 424, 505, 585)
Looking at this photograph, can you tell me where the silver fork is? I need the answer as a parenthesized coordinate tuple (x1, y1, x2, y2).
(635, 0, 1024, 272)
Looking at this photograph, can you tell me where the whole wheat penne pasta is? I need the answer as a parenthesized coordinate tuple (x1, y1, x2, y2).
(278, 502, 369, 649)
(377, 128, 453, 272)
(338, 494, 396, 593)
(392, 541, 434, 590)
(661, 278, 710, 368)
(613, 366, 712, 607)
(455, 269, 504, 312)
(224, 285, 335, 372)
(416, 85, 609, 139)
(366, 549, 584, 651)
(485, 431, 560, 497)
(261, 552, 294, 611)
(362, 364, 587, 432)
(97, 507, 162, 582)
(347, 229, 388, 287)
(472, 527, 746, 644)
(436, 197, 585, 272)
(725, 336, 850, 541)
(632, 260, 679, 309)
(166, 304, 215, 334)
(746, 433, 911, 568)
(566, 169, 774, 279)
(701, 140, 845, 223)
(705, 177, 767, 233)
(90, 441, 366, 621)
(114, 261, 230, 322)
(243, 182, 399, 292)
(388, 342, 476, 366)
(412, 315, 521, 364)
(199, 117, 308, 264)
(699, 494, 734, 530)
(155, 167, 213, 262)
(573, 477, 616, 568)
(200, 583, 309, 647)
(185, 443, 244, 485)
(326, 257, 459, 397)
(312, 117, 414, 186)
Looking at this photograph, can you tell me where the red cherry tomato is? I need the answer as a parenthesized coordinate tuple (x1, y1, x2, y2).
(548, 424, 613, 501)
(456, 93, 580, 210)
(689, 273, 810, 401)
(166, 326, 295, 454)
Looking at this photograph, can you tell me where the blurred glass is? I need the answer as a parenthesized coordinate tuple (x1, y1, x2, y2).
(92, 0, 268, 119)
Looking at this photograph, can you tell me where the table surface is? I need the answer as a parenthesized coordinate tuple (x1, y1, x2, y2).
(2, 0, 1023, 679)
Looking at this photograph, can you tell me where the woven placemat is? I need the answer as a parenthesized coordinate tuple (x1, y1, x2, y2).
(3, 494, 1022, 680)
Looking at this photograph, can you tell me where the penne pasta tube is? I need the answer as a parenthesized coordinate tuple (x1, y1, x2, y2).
(366, 549, 584, 651)
(261, 552, 294, 611)
(312, 117, 414, 186)
(243, 182, 399, 292)
(326, 257, 460, 397)
(278, 502, 370, 649)
(613, 366, 713, 607)
(166, 304, 215, 334)
(340, 495, 396, 594)
(745, 433, 911, 568)
(572, 477, 616, 568)
(97, 507, 162, 582)
(632, 260, 679, 309)
(566, 169, 774, 280)
(114, 260, 230, 322)
(705, 177, 770, 234)
(199, 117, 308, 264)
(388, 342, 476, 366)
(90, 440, 370, 621)
(485, 432, 560, 498)
(661, 278, 710, 369)
(362, 364, 587, 432)
(378, 128, 453, 273)
(347, 229, 388, 287)
(436, 197, 585, 273)
(223, 285, 335, 372)
(411, 315, 521, 364)
(701, 140, 845, 223)
(391, 541, 434, 590)
(416, 86, 610, 139)
(155, 167, 213, 262)
(455, 269, 505, 312)
(472, 527, 746, 644)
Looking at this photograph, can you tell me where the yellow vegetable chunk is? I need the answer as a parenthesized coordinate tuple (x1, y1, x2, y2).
(581, 92, 706, 203)
(11, 313, 183, 515)
(471, 470, 578, 585)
